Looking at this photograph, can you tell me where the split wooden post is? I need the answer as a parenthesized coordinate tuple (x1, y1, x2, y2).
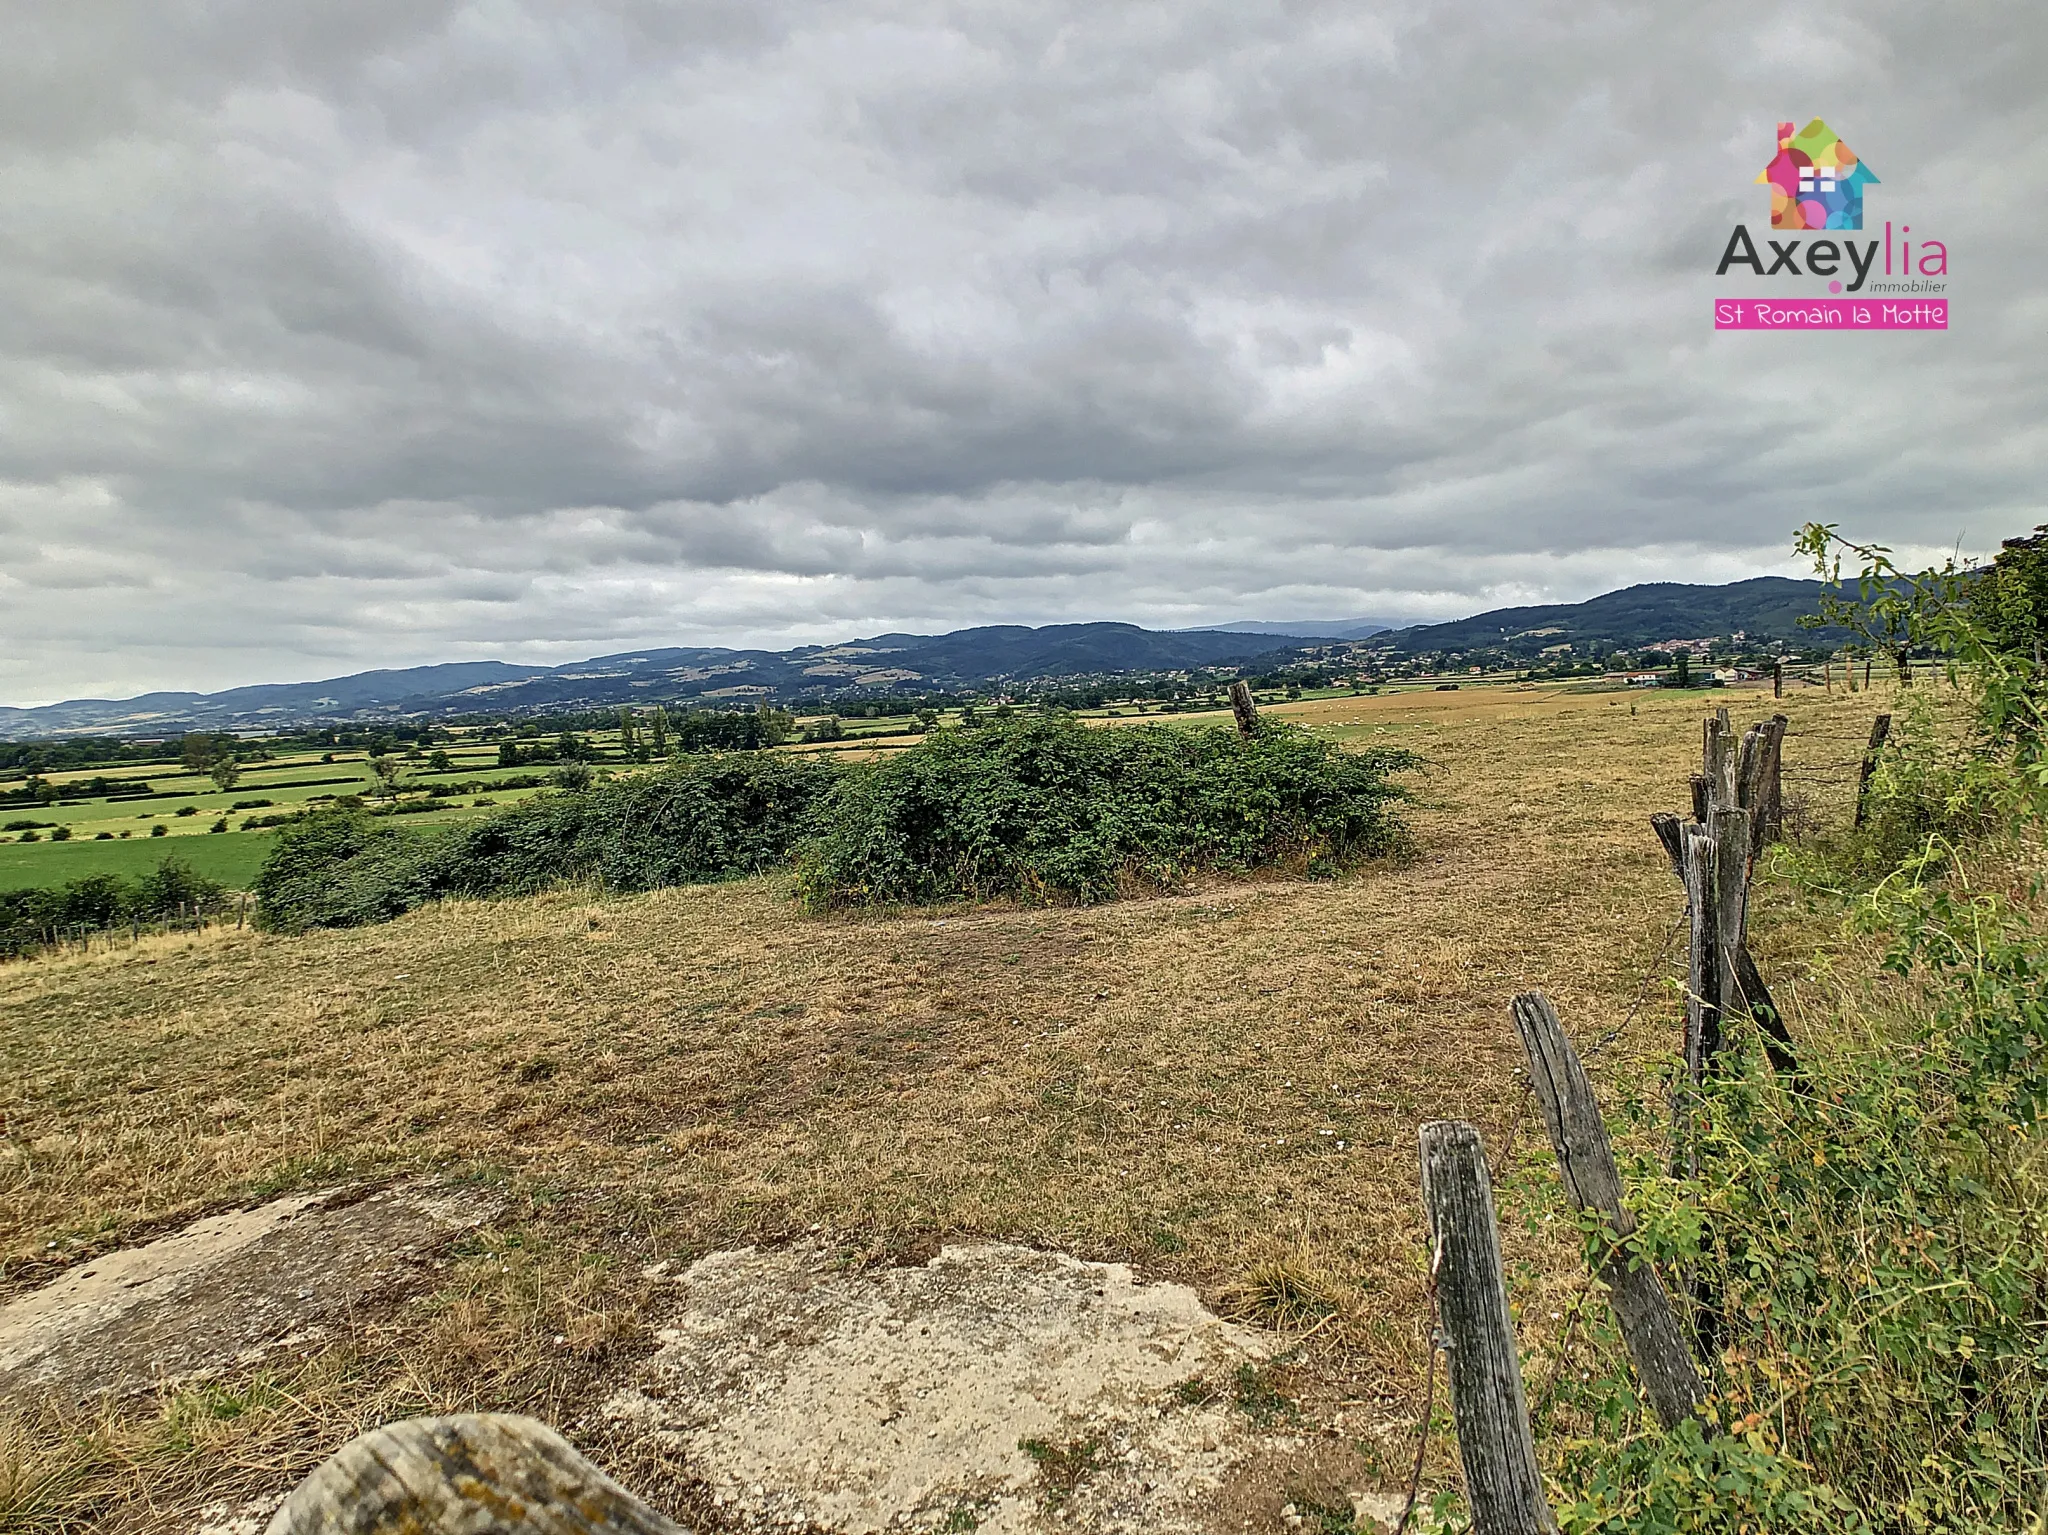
(1710, 806, 1750, 1049)
(1510, 993, 1706, 1430)
(266, 1413, 688, 1535)
(1675, 821, 1718, 1178)
(1417, 1121, 1558, 1535)
(1228, 679, 1260, 738)
(1754, 715, 1788, 849)
(1854, 713, 1893, 828)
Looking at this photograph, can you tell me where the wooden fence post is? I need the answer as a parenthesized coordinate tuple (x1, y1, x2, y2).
(1228, 679, 1260, 738)
(1710, 807, 1749, 1032)
(1758, 715, 1787, 848)
(1854, 713, 1893, 828)
(1510, 993, 1705, 1430)
(266, 1413, 687, 1535)
(1679, 821, 1720, 1094)
(1418, 1121, 1558, 1535)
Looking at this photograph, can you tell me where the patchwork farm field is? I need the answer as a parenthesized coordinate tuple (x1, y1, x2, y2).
(0, 681, 1906, 1529)
(0, 742, 552, 892)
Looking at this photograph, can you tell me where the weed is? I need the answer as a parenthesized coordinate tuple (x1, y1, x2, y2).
(940, 1498, 989, 1531)
(1226, 1253, 1340, 1332)
(1229, 1363, 1297, 1428)
(1018, 1435, 1105, 1508)
(1288, 1492, 1369, 1534)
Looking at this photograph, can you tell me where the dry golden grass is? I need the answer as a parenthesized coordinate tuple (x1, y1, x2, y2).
(0, 678, 1920, 1529)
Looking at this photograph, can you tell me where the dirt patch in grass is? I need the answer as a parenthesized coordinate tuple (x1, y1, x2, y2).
(0, 680, 1912, 1528)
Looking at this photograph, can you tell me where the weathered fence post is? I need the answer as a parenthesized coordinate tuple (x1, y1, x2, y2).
(1706, 708, 1737, 812)
(1710, 807, 1749, 1032)
(1758, 715, 1787, 849)
(1228, 679, 1260, 738)
(266, 1412, 688, 1535)
(1417, 1121, 1558, 1535)
(1510, 993, 1705, 1430)
(1679, 821, 1720, 1103)
(1854, 712, 1893, 828)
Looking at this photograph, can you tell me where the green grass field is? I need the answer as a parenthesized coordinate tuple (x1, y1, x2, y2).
(0, 830, 278, 892)
(1, 745, 558, 892)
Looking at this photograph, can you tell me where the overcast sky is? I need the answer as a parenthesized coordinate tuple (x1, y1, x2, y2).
(3, 1, 2043, 704)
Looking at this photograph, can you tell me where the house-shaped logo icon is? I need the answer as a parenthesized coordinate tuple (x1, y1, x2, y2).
(1756, 119, 1878, 230)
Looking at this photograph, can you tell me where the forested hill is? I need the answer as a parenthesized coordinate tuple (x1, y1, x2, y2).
(0, 623, 1322, 737)
(1373, 577, 1840, 657)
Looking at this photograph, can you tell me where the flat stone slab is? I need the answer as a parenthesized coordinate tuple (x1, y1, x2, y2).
(0, 1183, 498, 1404)
(603, 1242, 1383, 1534)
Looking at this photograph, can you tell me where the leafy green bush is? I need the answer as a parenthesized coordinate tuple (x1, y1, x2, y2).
(793, 716, 1415, 909)
(254, 753, 841, 931)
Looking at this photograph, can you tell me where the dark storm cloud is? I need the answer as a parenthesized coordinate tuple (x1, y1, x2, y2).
(1, 0, 2043, 701)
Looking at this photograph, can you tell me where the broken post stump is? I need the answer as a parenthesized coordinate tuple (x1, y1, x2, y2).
(1650, 810, 1685, 879)
(1510, 992, 1706, 1430)
(266, 1413, 688, 1535)
(1418, 1121, 1558, 1535)
(1228, 679, 1260, 737)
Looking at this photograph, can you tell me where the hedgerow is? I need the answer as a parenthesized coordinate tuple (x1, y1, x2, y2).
(252, 716, 1417, 929)
(792, 715, 1416, 909)
(0, 859, 228, 958)
(254, 752, 840, 931)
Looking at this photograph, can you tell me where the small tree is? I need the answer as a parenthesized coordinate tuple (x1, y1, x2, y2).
(649, 707, 670, 757)
(428, 749, 453, 772)
(369, 755, 401, 797)
(210, 757, 242, 793)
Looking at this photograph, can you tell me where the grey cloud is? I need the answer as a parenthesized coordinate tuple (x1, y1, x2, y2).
(0, 0, 2043, 704)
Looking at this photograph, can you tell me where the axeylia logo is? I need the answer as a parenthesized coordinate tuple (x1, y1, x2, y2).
(1714, 116, 1944, 329)
(1755, 118, 1877, 230)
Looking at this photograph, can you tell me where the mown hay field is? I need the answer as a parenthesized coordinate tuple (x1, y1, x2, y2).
(0, 679, 1908, 1526)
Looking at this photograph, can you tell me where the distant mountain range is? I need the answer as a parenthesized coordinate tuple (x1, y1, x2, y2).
(0, 624, 1325, 738)
(1188, 618, 1394, 640)
(0, 576, 1845, 739)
